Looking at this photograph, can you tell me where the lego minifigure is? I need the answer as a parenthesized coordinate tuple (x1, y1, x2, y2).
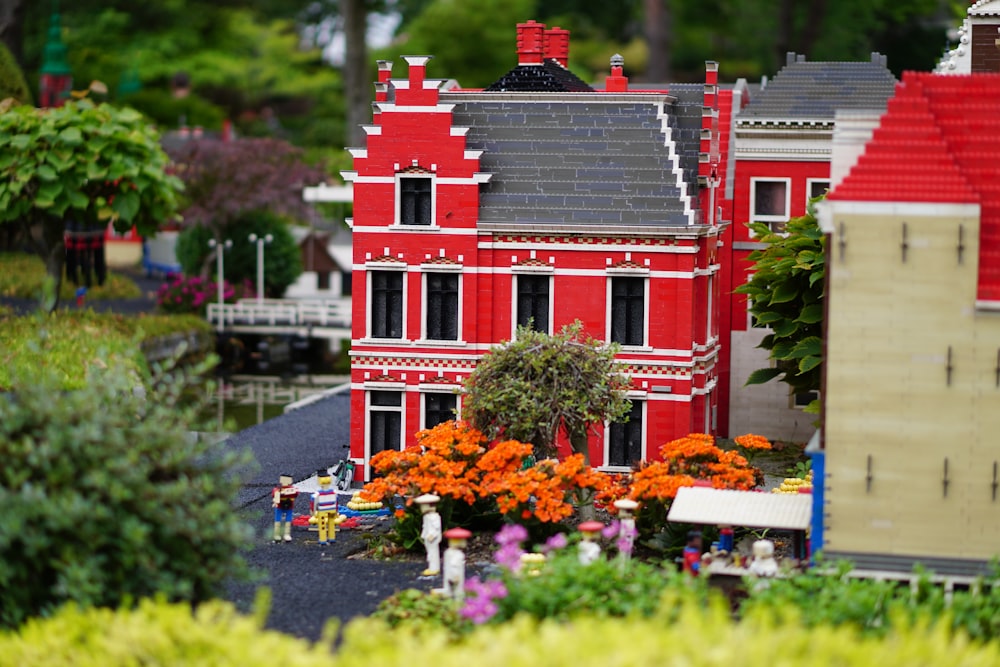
(718, 524, 735, 557)
(310, 468, 339, 545)
(577, 521, 604, 565)
(416, 493, 442, 576)
(271, 473, 299, 543)
(442, 527, 471, 600)
(749, 539, 779, 577)
(682, 530, 703, 575)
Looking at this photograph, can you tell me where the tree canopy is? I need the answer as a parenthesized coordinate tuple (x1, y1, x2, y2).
(0, 98, 182, 307)
(734, 200, 825, 414)
(462, 322, 631, 466)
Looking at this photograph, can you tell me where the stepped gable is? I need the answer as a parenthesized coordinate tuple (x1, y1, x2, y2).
(485, 60, 594, 92)
(829, 71, 1000, 301)
(449, 94, 698, 227)
(740, 52, 897, 120)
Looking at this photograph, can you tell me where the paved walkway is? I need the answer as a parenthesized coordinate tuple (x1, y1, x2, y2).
(223, 393, 438, 642)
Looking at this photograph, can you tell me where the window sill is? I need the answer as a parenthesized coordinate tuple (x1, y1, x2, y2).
(359, 337, 410, 345)
(598, 465, 634, 473)
(417, 339, 467, 347)
(389, 224, 441, 231)
(617, 344, 653, 353)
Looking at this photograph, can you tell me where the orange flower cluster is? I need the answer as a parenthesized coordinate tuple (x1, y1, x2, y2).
(733, 433, 773, 452)
(360, 421, 607, 524)
(596, 433, 764, 512)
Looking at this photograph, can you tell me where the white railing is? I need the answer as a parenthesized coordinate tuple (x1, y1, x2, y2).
(207, 298, 351, 330)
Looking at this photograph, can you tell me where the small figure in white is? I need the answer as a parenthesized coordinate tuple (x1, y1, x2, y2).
(577, 520, 604, 565)
(442, 527, 471, 600)
(749, 539, 779, 577)
(613, 499, 639, 562)
(415, 493, 442, 576)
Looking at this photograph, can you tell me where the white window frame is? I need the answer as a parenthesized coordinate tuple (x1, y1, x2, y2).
(419, 264, 464, 345)
(806, 178, 830, 204)
(511, 266, 554, 338)
(364, 386, 405, 478)
(602, 391, 646, 471)
(393, 174, 438, 228)
(419, 386, 461, 431)
(750, 177, 791, 235)
(364, 264, 407, 342)
(606, 269, 650, 351)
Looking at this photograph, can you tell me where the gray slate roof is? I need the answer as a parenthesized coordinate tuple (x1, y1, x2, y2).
(446, 93, 703, 227)
(739, 55, 897, 120)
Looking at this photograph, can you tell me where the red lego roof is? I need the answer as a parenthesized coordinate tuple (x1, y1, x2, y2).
(829, 71, 1000, 301)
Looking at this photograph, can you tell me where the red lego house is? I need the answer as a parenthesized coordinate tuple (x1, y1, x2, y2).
(724, 53, 897, 441)
(343, 22, 735, 479)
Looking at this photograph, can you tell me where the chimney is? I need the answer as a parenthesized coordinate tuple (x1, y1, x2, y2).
(402, 56, 429, 89)
(544, 26, 569, 67)
(605, 54, 629, 92)
(376, 60, 393, 102)
(516, 20, 546, 65)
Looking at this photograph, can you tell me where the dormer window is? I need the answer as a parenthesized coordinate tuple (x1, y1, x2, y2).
(398, 176, 433, 226)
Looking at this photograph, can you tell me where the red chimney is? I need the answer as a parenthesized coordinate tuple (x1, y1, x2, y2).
(544, 26, 569, 67)
(516, 20, 546, 65)
(605, 54, 629, 92)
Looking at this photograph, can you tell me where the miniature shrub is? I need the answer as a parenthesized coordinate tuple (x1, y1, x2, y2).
(156, 272, 250, 315)
(0, 361, 254, 628)
(0, 252, 140, 301)
(0, 597, 327, 667)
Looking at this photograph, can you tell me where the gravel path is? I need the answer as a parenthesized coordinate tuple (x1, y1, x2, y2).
(223, 394, 438, 642)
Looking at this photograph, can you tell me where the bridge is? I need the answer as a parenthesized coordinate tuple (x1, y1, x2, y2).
(206, 298, 352, 339)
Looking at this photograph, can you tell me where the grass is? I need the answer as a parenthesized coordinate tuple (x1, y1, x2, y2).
(0, 252, 142, 301)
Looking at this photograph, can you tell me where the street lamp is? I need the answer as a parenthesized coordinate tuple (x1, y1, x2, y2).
(248, 233, 273, 304)
(208, 238, 232, 330)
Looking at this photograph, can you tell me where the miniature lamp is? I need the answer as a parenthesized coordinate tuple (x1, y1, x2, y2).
(613, 499, 639, 563)
(442, 527, 472, 600)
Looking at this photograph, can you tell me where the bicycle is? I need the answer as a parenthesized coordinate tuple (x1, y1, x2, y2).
(329, 444, 356, 491)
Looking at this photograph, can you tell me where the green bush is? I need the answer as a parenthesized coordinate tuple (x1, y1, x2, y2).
(119, 89, 225, 131)
(176, 211, 303, 298)
(0, 42, 32, 106)
(0, 360, 254, 628)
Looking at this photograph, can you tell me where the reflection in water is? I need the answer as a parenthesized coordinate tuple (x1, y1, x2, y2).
(200, 375, 348, 432)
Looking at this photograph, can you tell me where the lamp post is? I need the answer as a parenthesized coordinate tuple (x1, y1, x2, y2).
(248, 233, 273, 304)
(208, 238, 232, 330)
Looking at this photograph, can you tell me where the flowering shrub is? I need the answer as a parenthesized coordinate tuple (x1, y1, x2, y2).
(597, 433, 767, 542)
(360, 421, 609, 547)
(155, 273, 248, 315)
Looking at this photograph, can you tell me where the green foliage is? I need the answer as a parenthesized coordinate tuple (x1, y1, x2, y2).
(0, 360, 254, 629)
(0, 42, 32, 106)
(120, 89, 226, 130)
(734, 200, 825, 414)
(462, 321, 630, 461)
(0, 306, 212, 391)
(0, 597, 330, 666)
(741, 560, 1000, 642)
(495, 546, 704, 623)
(0, 252, 140, 301)
(372, 588, 467, 637)
(175, 211, 303, 298)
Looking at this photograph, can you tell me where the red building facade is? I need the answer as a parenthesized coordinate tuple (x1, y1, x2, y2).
(344, 23, 732, 478)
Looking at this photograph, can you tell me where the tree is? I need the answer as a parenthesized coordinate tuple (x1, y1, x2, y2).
(0, 99, 182, 309)
(462, 321, 631, 467)
(0, 40, 29, 104)
(0, 359, 253, 629)
(734, 200, 825, 414)
(175, 209, 304, 298)
(166, 137, 326, 234)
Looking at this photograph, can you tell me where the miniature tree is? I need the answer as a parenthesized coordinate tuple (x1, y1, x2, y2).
(462, 321, 631, 467)
(0, 99, 182, 309)
(734, 200, 825, 414)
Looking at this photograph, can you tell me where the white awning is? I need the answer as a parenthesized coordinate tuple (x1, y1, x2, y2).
(667, 486, 812, 531)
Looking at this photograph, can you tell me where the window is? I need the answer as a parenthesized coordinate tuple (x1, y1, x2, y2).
(808, 179, 830, 202)
(317, 271, 331, 291)
(608, 400, 643, 467)
(368, 391, 402, 458)
(400, 177, 432, 225)
(516, 274, 550, 333)
(423, 392, 457, 429)
(611, 276, 645, 347)
(340, 270, 352, 297)
(425, 273, 459, 340)
(792, 390, 819, 409)
(370, 271, 403, 339)
(751, 179, 790, 233)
